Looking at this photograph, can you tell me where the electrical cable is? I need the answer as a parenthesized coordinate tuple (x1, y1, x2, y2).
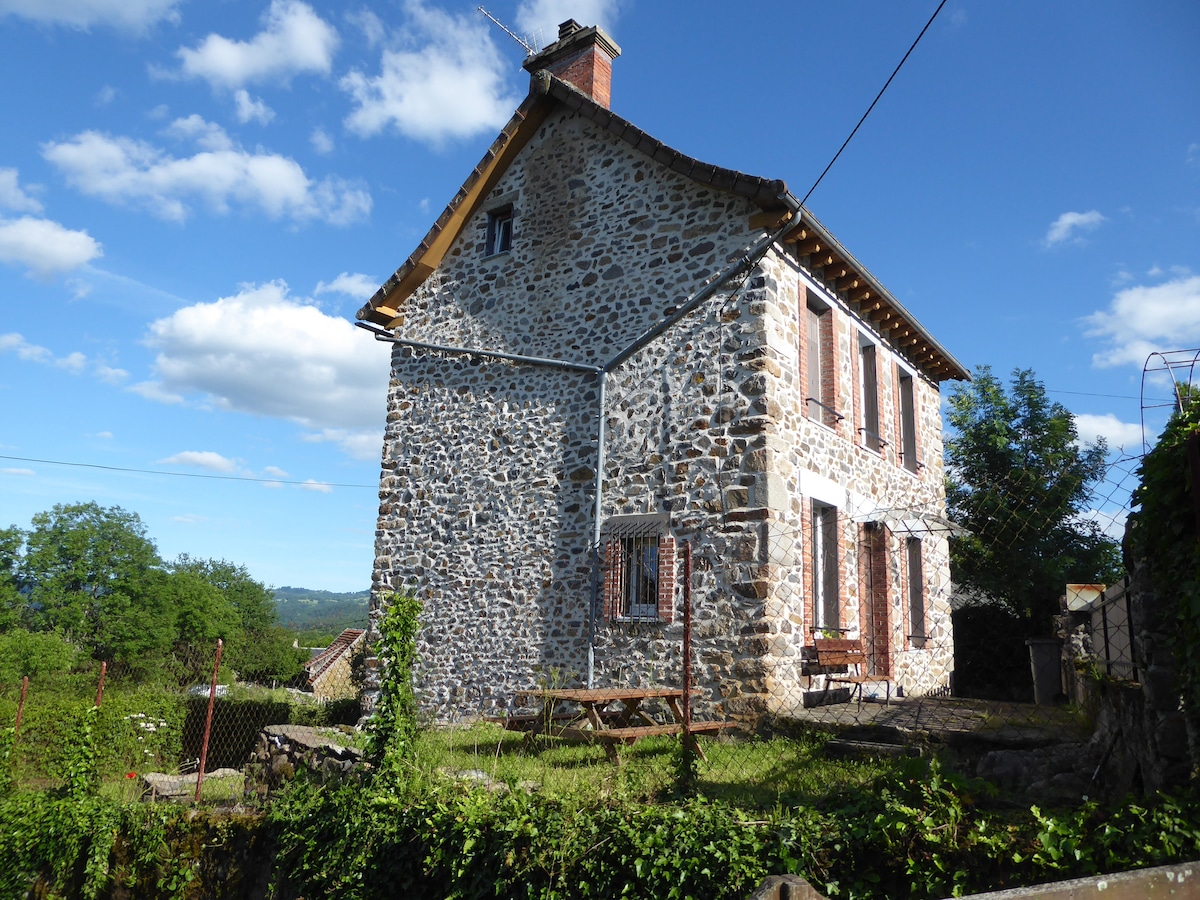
(0, 454, 375, 489)
(800, 0, 950, 207)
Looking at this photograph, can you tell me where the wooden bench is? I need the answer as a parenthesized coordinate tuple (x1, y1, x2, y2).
(486, 709, 625, 735)
(558, 720, 735, 762)
(812, 638, 890, 706)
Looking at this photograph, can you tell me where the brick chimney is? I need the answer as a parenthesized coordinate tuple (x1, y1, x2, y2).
(522, 19, 622, 109)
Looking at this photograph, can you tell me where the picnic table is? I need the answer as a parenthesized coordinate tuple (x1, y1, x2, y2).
(505, 686, 731, 761)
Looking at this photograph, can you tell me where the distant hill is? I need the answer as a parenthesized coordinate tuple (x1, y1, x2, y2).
(273, 586, 370, 640)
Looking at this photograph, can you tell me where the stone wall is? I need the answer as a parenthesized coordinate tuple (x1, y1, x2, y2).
(367, 102, 956, 722)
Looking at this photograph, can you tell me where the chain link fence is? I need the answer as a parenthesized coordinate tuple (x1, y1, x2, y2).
(0, 456, 1147, 809)
(1, 635, 363, 804)
(392, 453, 1145, 806)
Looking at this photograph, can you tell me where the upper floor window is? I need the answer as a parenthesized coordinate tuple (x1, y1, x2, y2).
(898, 370, 919, 473)
(859, 339, 882, 452)
(805, 295, 840, 428)
(602, 514, 675, 623)
(485, 205, 513, 256)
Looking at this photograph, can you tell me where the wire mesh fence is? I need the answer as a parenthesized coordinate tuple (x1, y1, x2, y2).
(0, 636, 363, 804)
(385, 452, 1146, 806)
(0, 456, 1148, 808)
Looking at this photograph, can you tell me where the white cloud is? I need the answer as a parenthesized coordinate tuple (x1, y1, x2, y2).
(315, 271, 377, 300)
(515, 0, 620, 48)
(94, 362, 128, 384)
(234, 90, 275, 125)
(2, 468, 35, 476)
(0, 0, 181, 32)
(346, 8, 384, 47)
(96, 431, 114, 439)
(1189, 143, 1199, 166)
(0, 168, 44, 213)
(0, 333, 106, 378)
(1085, 274, 1200, 368)
(164, 114, 235, 151)
(172, 513, 207, 524)
(0, 333, 52, 365)
(43, 126, 371, 225)
(302, 427, 381, 460)
(310, 126, 334, 154)
(340, 1, 519, 144)
(300, 479, 333, 493)
(0, 216, 102, 276)
(57, 351, 87, 372)
(0, 333, 121, 386)
(175, 0, 339, 89)
(159, 450, 239, 472)
(128, 380, 185, 404)
(1043, 210, 1106, 247)
(1073, 413, 1143, 452)
(140, 281, 391, 446)
(95, 85, 117, 106)
(262, 465, 289, 478)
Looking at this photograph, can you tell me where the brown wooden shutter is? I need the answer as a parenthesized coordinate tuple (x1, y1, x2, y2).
(603, 539, 622, 620)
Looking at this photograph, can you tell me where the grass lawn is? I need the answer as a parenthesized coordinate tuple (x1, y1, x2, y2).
(409, 722, 897, 808)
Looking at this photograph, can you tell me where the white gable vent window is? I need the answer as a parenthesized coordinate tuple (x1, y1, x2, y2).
(485, 205, 513, 256)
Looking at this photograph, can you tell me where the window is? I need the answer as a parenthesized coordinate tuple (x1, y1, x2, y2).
(602, 514, 675, 622)
(858, 339, 882, 452)
(811, 501, 840, 632)
(805, 296, 839, 427)
(485, 205, 513, 256)
(906, 538, 926, 648)
(898, 369, 919, 473)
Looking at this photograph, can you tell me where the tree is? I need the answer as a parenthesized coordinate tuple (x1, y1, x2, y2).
(171, 555, 305, 684)
(945, 367, 1122, 631)
(0, 526, 25, 631)
(21, 502, 174, 666)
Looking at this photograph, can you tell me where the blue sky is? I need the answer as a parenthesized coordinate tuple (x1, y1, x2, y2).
(0, 0, 1196, 591)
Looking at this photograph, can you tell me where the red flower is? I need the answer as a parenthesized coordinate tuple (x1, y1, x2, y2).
(126, 772, 137, 779)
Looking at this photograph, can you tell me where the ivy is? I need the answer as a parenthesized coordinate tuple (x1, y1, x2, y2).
(364, 591, 423, 773)
(1131, 394, 1200, 738)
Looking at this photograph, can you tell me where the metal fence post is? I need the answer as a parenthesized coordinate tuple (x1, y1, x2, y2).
(194, 639, 224, 803)
(14, 676, 28, 738)
(94, 661, 107, 708)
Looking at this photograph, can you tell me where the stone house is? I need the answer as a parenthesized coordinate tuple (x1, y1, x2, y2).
(304, 628, 364, 702)
(356, 21, 970, 722)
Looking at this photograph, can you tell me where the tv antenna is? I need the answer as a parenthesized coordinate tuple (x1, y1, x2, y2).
(478, 6, 536, 56)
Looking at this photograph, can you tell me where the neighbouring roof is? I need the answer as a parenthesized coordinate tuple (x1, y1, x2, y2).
(356, 70, 969, 383)
(304, 628, 365, 685)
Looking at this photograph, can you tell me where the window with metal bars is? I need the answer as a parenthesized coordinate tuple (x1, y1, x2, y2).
(602, 514, 675, 623)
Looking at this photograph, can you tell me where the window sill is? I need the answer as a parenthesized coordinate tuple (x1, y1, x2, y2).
(481, 250, 511, 263)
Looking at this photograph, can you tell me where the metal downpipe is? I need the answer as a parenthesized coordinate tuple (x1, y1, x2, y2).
(586, 368, 607, 688)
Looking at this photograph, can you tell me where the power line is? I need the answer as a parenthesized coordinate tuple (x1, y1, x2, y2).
(0, 454, 376, 489)
(800, 0, 950, 207)
(1047, 389, 1174, 403)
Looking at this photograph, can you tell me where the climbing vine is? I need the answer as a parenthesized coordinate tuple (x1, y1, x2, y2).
(1131, 392, 1200, 737)
(364, 591, 423, 772)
